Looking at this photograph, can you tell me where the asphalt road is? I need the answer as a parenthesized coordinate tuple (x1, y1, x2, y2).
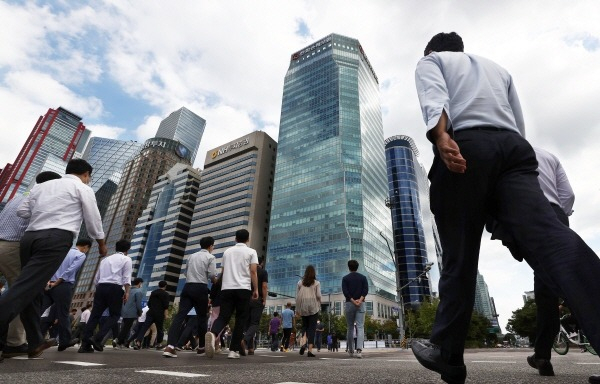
(1, 345, 599, 383)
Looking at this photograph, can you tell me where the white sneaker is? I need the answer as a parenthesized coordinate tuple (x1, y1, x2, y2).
(204, 332, 216, 358)
(354, 350, 362, 359)
(348, 350, 354, 357)
(227, 350, 240, 359)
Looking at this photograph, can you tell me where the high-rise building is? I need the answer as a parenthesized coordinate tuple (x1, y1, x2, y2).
(182, 131, 277, 290)
(0, 107, 89, 205)
(156, 107, 206, 165)
(81, 137, 142, 193)
(384, 135, 434, 309)
(474, 270, 495, 320)
(266, 34, 395, 319)
(71, 108, 204, 308)
(75, 137, 142, 242)
(128, 163, 201, 300)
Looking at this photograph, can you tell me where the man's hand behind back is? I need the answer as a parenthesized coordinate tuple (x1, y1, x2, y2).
(436, 132, 466, 173)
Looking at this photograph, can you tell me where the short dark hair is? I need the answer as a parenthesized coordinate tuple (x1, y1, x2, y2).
(36, 171, 61, 184)
(115, 239, 131, 253)
(235, 229, 250, 243)
(424, 32, 464, 56)
(200, 236, 215, 249)
(158, 280, 167, 288)
(65, 159, 93, 176)
(76, 238, 93, 248)
(348, 259, 359, 272)
(132, 277, 143, 285)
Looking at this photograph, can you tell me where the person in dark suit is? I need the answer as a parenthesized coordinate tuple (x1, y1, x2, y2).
(134, 280, 170, 350)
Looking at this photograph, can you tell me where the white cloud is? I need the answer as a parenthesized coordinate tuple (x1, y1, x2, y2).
(87, 124, 126, 140)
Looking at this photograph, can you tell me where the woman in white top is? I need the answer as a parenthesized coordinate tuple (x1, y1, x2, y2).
(295, 265, 321, 357)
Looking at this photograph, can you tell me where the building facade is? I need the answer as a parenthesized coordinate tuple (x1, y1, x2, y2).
(128, 163, 201, 300)
(384, 135, 433, 309)
(179, 131, 277, 294)
(71, 107, 204, 308)
(81, 137, 141, 193)
(0, 107, 88, 205)
(155, 107, 206, 165)
(266, 34, 395, 319)
(474, 270, 495, 320)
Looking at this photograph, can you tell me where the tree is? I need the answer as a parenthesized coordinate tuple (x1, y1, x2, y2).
(506, 298, 537, 341)
(465, 311, 492, 348)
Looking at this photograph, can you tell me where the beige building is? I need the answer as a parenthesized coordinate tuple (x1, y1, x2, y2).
(183, 131, 277, 267)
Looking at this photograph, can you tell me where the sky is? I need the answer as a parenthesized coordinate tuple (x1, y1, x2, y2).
(1, 0, 599, 331)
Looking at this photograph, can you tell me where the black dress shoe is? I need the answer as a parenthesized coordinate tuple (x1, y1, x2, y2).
(88, 338, 104, 352)
(411, 339, 467, 384)
(78, 346, 94, 353)
(2, 343, 28, 358)
(527, 354, 554, 376)
(58, 339, 79, 352)
(589, 374, 600, 384)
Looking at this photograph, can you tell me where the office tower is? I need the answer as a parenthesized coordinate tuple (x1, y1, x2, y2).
(81, 137, 142, 193)
(178, 132, 277, 295)
(156, 107, 206, 164)
(415, 152, 442, 295)
(74, 137, 142, 242)
(267, 34, 395, 318)
(128, 163, 201, 300)
(474, 270, 495, 320)
(71, 107, 204, 308)
(384, 135, 433, 309)
(0, 107, 88, 205)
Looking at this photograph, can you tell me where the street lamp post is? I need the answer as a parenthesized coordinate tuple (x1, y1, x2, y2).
(380, 230, 433, 347)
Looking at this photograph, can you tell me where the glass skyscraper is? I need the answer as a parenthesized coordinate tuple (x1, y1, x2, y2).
(72, 107, 204, 308)
(129, 163, 201, 301)
(0, 107, 88, 205)
(156, 107, 206, 164)
(385, 135, 432, 309)
(81, 137, 141, 193)
(267, 34, 395, 318)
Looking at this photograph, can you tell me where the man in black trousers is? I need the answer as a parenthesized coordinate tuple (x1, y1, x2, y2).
(163, 237, 216, 357)
(134, 280, 170, 350)
(412, 32, 600, 384)
(489, 147, 575, 376)
(79, 239, 132, 353)
(42, 238, 91, 351)
(0, 159, 106, 360)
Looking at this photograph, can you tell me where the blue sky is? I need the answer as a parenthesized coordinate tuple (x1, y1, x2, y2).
(1, 0, 600, 329)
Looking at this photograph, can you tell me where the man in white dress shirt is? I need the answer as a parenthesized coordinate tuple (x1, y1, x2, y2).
(204, 229, 258, 359)
(411, 32, 600, 384)
(0, 171, 62, 360)
(163, 236, 217, 358)
(79, 239, 132, 353)
(489, 147, 574, 376)
(0, 159, 106, 360)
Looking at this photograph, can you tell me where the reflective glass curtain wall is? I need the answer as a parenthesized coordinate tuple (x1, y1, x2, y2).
(385, 136, 431, 309)
(267, 34, 395, 300)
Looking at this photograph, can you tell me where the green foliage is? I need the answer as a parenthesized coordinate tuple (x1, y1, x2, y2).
(405, 298, 438, 338)
(465, 311, 492, 348)
(506, 298, 537, 340)
(404, 297, 493, 348)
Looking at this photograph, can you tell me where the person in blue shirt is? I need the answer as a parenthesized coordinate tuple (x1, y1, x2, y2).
(41, 238, 91, 351)
(280, 302, 295, 352)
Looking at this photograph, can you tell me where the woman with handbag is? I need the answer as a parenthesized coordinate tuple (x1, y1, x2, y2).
(295, 265, 322, 357)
